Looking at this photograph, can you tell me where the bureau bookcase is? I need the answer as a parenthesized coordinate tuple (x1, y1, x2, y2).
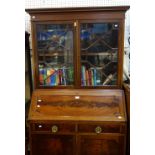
(26, 6, 129, 155)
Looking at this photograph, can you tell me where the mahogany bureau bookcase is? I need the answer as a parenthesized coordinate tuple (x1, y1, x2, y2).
(26, 6, 130, 155)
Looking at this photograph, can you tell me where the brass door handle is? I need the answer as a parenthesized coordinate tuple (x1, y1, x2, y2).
(95, 126, 102, 134)
(51, 125, 58, 133)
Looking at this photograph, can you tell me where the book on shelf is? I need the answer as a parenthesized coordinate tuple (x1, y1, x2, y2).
(39, 66, 74, 86)
(39, 68, 44, 85)
(81, 66, 102, 86)
(62, 67, 66, 85)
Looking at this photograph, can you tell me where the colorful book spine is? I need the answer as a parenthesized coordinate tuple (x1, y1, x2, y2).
(84, 66, 86, 86)
(96, 69, 101, 85)
(39, 68, 44, 85)
(43, 68, 47, 85)
(46, 68, 51, 85)
(93, 68, 97, 86)
(82, 66, 84, 86)
(62, 67, 66, 85)
(58, 69, 61, 85)
(60, 69, 63, 85)
(56, 69, 59, 85)
(88, 70, 92, 86)
(91, 69, 94, 86)
(86, 70, 89, 86)
(50, 70, 56, 86)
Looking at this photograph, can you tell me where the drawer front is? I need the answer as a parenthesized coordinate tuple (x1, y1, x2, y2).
(78, 124, 123, 134)
(33, 123, 76, 133)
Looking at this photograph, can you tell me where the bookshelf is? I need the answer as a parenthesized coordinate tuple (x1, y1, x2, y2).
(32, 19, 123, 88)
(26, 6, 129, 155)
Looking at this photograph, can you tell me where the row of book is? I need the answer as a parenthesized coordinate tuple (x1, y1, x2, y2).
(39, 67, 74, 86)
(81, 66, 102, 86)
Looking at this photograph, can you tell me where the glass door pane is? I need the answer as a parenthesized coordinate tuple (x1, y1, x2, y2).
(36, 23, 74, 86)
(80, 22, 119, 86)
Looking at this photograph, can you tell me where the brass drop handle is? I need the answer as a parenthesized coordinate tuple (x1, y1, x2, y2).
(51, 125, 58, 133)
(95, 126, 102, 134)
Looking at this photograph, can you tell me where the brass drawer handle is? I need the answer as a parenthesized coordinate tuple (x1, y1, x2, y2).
(51, 125, 58, 133)
(95, 126, 102, 134)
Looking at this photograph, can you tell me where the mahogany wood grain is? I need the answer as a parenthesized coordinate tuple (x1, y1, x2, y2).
(78, 124, 122, 134)
(28, 89, 126, 122)
(32, 134, 75, 155)
(80, 134, 125, 155)
(25, 6, 130, 14)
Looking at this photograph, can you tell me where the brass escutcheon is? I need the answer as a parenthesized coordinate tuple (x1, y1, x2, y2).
(51, 125, 58, 133)
(95, 126, 102, 134)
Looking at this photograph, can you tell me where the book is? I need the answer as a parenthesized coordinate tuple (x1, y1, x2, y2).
(86, 70, 89, 86)
(91, 69, 94, 86)
(39, 68, 44, 85)
(50, 69, 56, 86)
(46, 68, 51, 85)
(88, 70, 92, 86)
(81, 66, 86, 86)
(62, 67, 66, 85)
(96, 69, 101, 85)
(56, 69, 59, 85)
(58, 69, 62, 85)
(93, 68, 97, 86)
(43, 68, 47, 85)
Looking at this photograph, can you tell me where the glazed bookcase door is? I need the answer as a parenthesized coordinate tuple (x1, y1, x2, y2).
(80, 135, 125, 155)
(32, 134, 75, 155)
(80, 22, 119, 87)
(36, 23, 75, 87)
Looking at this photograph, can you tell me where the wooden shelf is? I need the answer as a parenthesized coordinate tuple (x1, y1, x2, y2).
(39, 53, 73, 57)
(81, 52, 117, 56)
(38, 52, 117, 57)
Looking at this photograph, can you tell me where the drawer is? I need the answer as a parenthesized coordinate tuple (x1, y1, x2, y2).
(78, 124, 123, 134)
(33, 123, 76, 133)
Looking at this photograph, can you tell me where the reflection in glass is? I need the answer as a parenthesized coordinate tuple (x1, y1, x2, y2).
(36, 24, 74, 86)
(80, 23, 119, 86)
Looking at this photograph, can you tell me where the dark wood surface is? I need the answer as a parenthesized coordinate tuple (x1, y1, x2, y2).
(25, 6, 130, 14)
(80, 134, 125, 155)
(28, 89, 127, 155)
(32, 134, 75, 155)
(28, 89, 126, 122)
(30, 121, 126, 155)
